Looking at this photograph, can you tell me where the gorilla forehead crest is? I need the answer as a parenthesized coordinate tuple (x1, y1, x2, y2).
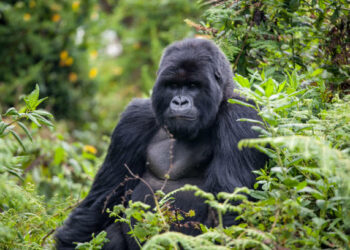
(158, 38, 235, 95)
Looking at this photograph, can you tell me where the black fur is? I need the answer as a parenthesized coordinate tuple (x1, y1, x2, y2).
(55, 39, 267, 249)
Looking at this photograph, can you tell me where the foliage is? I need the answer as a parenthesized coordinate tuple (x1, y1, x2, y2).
(0, 86, 103, 248)
(142, 186, 274, 250)
(109, 0, 200, 92)
(0, 84, 53, 177)
(199, 0, 350, 86)
(92, 0, 201, 132)
(230, 71, 350, 248)
(0, 0, 100, 120)
(75, 231, 109, 250)
(108, 187, 199, 248)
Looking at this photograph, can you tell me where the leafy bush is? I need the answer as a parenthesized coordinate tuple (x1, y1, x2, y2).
(198, 0, 350, 86)
(0, 86, 104, 249)
(0, 85, 53, 177)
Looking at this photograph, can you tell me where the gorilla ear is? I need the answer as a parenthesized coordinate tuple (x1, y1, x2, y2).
(214, 70, 221, 82)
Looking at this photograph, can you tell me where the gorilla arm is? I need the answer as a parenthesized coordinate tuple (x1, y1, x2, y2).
(204, 96, 267, 227)
(205, 95, 267, 193)
(55, 99, 159, 249)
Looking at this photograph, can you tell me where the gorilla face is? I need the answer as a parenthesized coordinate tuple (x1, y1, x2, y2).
(151, 39, 231, 139)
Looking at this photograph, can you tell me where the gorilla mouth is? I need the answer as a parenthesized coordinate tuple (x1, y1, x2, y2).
(170, 115, 197, 121)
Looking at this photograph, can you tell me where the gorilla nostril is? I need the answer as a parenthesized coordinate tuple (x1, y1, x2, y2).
(181, 100, 189, 106)
(171, 96, 181, 106)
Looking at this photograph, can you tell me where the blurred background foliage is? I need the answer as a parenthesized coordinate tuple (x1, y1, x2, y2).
(0, 0, 200, 133)
(200, 0, 350, 86)
(0, 0, 350, 249)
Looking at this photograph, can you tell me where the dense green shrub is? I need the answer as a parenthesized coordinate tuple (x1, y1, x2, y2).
(0, 86, 104, 249)
(199, 0, 350, 86)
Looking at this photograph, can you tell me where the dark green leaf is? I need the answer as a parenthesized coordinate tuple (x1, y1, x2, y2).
(10, 130, 26, 151)
(17, 121, 33, 142)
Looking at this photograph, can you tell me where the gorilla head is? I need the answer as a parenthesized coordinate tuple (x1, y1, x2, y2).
(151, 38, 235, 139)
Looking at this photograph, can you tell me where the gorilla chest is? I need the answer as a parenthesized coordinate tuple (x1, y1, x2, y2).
(144, 128, 212, 190)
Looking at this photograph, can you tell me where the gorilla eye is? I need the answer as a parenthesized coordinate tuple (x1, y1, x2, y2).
(188, 82, 199, 89)
(168, 82, 178, 88)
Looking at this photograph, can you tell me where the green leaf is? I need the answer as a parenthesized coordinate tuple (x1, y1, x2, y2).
(34, 97, 48, 110)
(0, 121, 7, 135)
(54, 147, 65, 165)
(30, 113, 54, 127)
(17, 121, 33, 142)
(4, 107, 19, 116)
(234, 74, 250, 88)
(254, 85, 265, 95)
(310, 68, 323, 77)
(236, 118, 264, 126)
(27, 113, 41, 127)
(277, 81, 286, 93)
(296, 181, 307, 191)
(33, 109, 53, 118)
(283, 177, 299, 188)
(316, 199, 326, 210)
(263, 78, 275, 97)
(228, 98, 256, 110)
(24, 84, 40, 111)
(10, 130, 26, 151)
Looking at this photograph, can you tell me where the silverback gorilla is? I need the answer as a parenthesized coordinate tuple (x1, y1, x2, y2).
(56, 38, 267, 249)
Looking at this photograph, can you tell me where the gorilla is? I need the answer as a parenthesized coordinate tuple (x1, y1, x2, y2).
(56, 38, 267, 249)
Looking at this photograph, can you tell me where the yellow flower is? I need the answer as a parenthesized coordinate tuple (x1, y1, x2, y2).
(113, 66, 123, 76)
(89, 68, 98, 79)
(59, 51, 74, 67)
(29, 0, 36, 8)
(89, 50, 98, 60)
(83, 145, 97, 154)
(65, 57, 74, 66)
(69, 72, 78, 83)
(60, 51, 68, 60)
(23, 13, 31, 21)
(72, 1, 80, 11)
(52, 14, 61, 22)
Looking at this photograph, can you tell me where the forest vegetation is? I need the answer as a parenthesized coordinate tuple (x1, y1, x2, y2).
(0, 0, 349, 249)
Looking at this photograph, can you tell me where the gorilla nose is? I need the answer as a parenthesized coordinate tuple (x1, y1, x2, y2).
(170, 96, 191, 111)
